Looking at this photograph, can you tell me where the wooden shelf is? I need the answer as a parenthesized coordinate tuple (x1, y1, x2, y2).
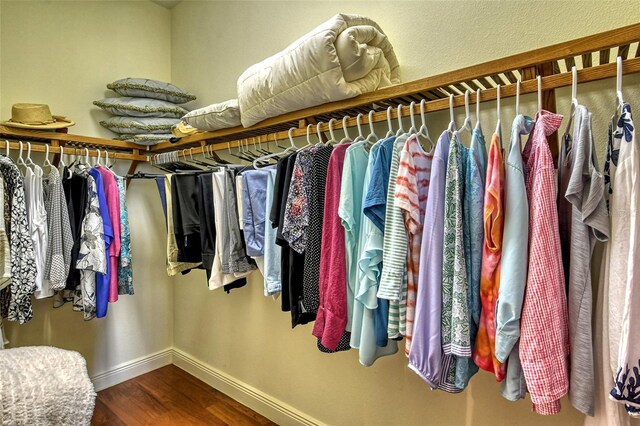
(150, 22, 640, 156)
(2, 22, 639, 168)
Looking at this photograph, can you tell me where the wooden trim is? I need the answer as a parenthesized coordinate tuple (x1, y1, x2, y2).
(0, 126, 146, 150)
(0, 139, 148, 161)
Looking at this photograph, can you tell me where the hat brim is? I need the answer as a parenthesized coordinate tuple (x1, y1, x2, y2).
(0, 116, 75, 130)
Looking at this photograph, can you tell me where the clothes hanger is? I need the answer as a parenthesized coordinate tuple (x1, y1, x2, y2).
(3, 140, 9, 158)
(496, 84, 502, 148)
(408, 101, 418, 135)
(474, 89, 482, 133)
(515, 80, 521, 116)
(253, 131, 295, 168)
(418, 99, 434, 152)
(385, 106, 394, 138)
(326, 118, 338, 144)
(616, 55, 625, 112)
(364, 110, 378, 151)
(447, 94, 457, 133)
(43, 144, 53, 171)
(17, 141, 29, 171)
(459, 90, 473, 136)
(537, 75, 542, 112)
(316, 121, 326, 145)
(495, 84, 502, 140)
(562, 66, 579, 141)
(395, 104, 406, 137)
(353, 113, 365, 143)
(303, 123, 314, 149)
(25, 142, 38, 170)
(338, 116, 351, 145)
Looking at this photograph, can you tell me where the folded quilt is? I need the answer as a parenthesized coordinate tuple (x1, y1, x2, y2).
(237, 13, 400, 127)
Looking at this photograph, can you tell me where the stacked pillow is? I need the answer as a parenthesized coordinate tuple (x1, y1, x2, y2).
(95, 78, 196, 146)
(171, 98, 243, 139)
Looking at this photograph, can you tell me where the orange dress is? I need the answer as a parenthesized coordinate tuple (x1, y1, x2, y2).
(472, 132, 506, 381)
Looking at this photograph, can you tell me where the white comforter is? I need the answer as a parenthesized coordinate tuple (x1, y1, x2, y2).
(237, 13, 400, 127)
(0, 346, 96, 425)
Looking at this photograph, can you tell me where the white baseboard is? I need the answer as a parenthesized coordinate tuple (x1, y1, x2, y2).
(172, 348, 323, 426)
(91, 347, 173, 392)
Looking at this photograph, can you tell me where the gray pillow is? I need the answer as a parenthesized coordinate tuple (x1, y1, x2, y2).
(115, 133, 172, 146)
(100, 116, 179, 134)
(93, 97, 188, 118)
(107, 78, 196, 104)
(182, 99, 241, 131)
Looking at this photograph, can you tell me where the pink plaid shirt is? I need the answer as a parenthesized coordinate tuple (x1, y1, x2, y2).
(521, 110, 570, 415)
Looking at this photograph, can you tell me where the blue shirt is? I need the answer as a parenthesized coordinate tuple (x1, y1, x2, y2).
(496, 115, 534, 401)
(241, 169, 271, 257)
(363, 136, 396, 231)
(90, 168, 113, 318)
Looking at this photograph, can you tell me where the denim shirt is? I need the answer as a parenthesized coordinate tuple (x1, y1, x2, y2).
(495, 114, 534, 400)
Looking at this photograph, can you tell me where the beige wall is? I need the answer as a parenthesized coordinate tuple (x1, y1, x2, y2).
(1, 1, 174, 378)
(170, 1, 640, 426)
(1, 0, 640, 424)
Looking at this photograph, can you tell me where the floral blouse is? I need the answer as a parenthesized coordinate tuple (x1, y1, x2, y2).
(0, 156, 37, 324)
(74, 172, 107, 320)
(116, 176, 133, 295)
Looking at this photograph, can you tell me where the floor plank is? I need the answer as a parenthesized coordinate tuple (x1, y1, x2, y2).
(91, 365, 276, 426)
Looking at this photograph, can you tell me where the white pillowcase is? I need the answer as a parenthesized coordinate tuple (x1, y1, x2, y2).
(181, 99, 241, 131)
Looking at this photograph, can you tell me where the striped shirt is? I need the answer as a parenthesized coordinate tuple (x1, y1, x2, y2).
(377, 135, 409, 339)
(394, 135, 432, 355)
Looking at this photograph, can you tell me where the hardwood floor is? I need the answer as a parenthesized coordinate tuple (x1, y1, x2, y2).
(92, 365, 277, 425)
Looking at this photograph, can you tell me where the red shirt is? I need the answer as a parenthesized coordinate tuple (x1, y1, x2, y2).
(521, 111, 570, 415)
(312, 144, 350, 351)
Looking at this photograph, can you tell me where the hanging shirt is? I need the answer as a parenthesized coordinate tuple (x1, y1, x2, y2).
(263, 168, 281, 297)
(473, 131, 506, 381)
(274, 152, 298, 313)
(198, 172, 216, 280)
(456, 128, 486, 388)
(283, 148, 317, 254)
(495, 114, 533, 401)
(75, 174, 107, 320)
(394, 135, 432, 356)
(520, 110, 569, 415)
(312, 144, 352, 351)
(0, 176, 11, 289)
(242, 169, 271, 257)
(96, 166, 121, 304)
(42, 166, 73, 293)
(377, 134, 410, 340)
(164, 175, 201, 276)
(302, 145, 333, 315)
(63, 167, 88, 294)
(441, 132, 470, 384)
(409, 130, 459, 393)
(363, 137, 396, 231)
(224, 170, 255, 276)
(586, 116, 632, 426)
(209, 172, 249, 291)
(0, 156, 37, 324)
(89, 168, 113, 318)
(351, 140, 399, 365)
(563, 105, 610, 415)
(338, 141, 369, 333)
(609, 103, 640, 414)
(171, 174, 202, 263)
(25, 167, 49, 299)
(116, 176, 133, 295)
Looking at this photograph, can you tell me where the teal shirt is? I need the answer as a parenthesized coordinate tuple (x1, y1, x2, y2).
(338, 141, 369, 332)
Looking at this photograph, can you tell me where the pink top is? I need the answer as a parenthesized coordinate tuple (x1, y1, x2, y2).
(312, 144, 350, 351)
(97, 166, 121, 303)
(521, 111, 569, 415)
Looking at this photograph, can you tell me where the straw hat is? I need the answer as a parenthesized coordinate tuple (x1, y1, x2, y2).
(1, 103, 75, 129)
